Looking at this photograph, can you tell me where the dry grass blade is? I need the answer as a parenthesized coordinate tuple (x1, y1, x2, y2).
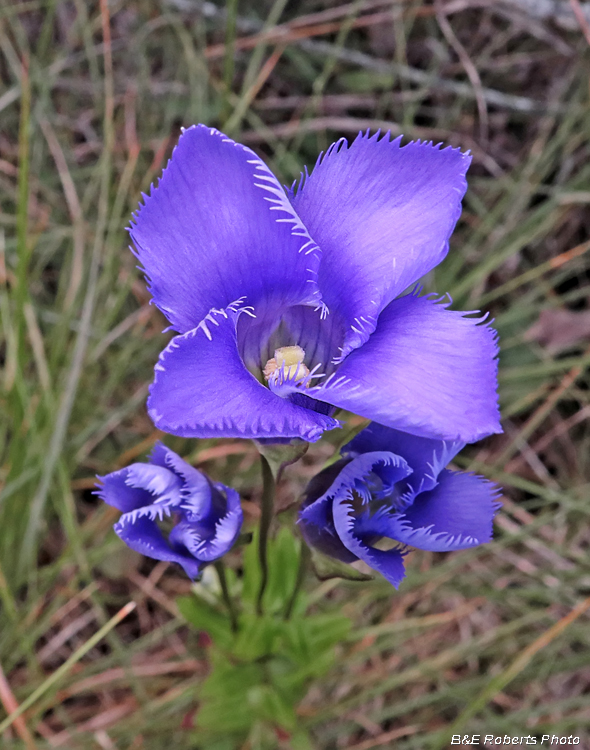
(0, 602, 136, 735)
(347, 725, 418, 749)
(0, 663, 37, 750)
(569, 0, 590, 45)
(38, 118, 86, 310)
(435, 0, 489, 144)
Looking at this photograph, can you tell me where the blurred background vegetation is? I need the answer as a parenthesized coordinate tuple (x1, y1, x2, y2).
(1, 0, 590, 747)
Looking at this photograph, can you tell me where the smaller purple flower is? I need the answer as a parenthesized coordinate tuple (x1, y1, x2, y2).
(299, 423, 501, 588)
(96, 443, 243, 579)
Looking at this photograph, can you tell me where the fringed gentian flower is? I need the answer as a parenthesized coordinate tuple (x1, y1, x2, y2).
(131, 125, 500, 444)
(96, 443, 243, 579)
(299, 422, 501, 588)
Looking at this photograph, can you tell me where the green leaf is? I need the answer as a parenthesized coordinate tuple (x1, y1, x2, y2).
(277, 614, 352, 690)
(247, 684, 297, 730)
(289, 728, 315, 750)
(177, 594, 233, 650)
(197, 739, 236, 750)
(246, 720, 282, 750)
(305, 613, 352, 653)
(232, 613, 281, 660)
(241, 526, 262, 610)
(197, 690, 256, 735)
(267, 654, 312, 699)
(198, 654, 265, 734)
(242, 526, 304, 615)
(263, 526, 301, 614)
(281, 618, 313, 665)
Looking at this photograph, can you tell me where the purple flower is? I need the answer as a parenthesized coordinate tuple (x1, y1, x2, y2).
(96, 443, 243, 579)
(299, 422, 501, 588)
(131, 125, 500, 444)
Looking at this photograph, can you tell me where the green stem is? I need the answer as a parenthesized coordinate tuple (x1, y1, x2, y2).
(214, 560, 238, 633)
(256, 455, 275, 616)
(284, 540, 310, 620)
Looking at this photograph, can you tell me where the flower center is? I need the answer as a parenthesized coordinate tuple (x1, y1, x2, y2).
(263, 345, 310, 383)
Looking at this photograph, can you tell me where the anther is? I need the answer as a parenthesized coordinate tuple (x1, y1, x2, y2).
(263, 345, 310, 382)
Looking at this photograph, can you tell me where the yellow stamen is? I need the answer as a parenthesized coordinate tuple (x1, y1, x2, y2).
(263, 345, 310, 382)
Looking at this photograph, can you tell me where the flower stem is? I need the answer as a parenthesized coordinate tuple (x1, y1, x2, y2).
(214, 560, 238, 633)
(284, 540, 310, 620)
(256, 455, 275, 616)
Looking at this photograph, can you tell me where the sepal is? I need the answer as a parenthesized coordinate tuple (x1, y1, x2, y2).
(309, 546, 374, 582)
(254, 438, 309, 480)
